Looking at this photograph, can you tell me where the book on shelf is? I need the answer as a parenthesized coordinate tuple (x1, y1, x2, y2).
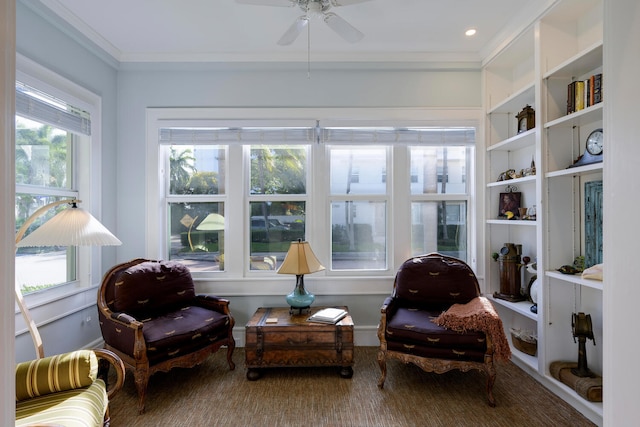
(567, 74, 603, 114)
(307, 308, 348, 324)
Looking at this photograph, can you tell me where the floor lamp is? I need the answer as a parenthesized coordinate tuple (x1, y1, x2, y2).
(195, 213, 225, 269)
(14, 199, 121, 358)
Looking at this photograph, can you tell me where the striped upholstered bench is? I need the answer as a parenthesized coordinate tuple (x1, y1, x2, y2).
(15, 349, 125, 427)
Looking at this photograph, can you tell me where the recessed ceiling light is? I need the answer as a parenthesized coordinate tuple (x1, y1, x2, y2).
(465, 28, 477, 37)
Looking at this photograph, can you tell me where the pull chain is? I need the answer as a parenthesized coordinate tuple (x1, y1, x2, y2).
(307, 18, 311, 79)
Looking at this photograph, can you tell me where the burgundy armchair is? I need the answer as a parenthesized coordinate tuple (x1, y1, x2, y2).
(377, 253, 499, 406)
(98, 258, 235, 413)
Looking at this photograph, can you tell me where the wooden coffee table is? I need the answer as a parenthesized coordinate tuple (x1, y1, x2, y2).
(245, 306, 354, 380)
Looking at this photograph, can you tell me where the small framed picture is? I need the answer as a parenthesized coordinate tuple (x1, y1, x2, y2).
(499, 192, 521, 218)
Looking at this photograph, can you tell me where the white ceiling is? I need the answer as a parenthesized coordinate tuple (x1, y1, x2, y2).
(37, 0, 550, 64)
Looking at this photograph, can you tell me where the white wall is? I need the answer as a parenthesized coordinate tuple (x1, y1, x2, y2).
(117, 64, 482, 333)
(603, 0, 640, 425)
(13, 1, 119, 362)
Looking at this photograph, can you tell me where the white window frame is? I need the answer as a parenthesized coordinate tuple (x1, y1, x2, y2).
(15, 54, 104, 307)
(146, 108, 480, 296)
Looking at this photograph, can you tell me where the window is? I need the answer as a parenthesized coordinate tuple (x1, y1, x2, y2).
(409, 145, 470, 260)
(14, 72, 96, 295)
(329, 146, 388, 270)
(150, 111, 476, 284)
(166, 144, 226, 272)
(248, 145, 308, 270)
(158, 126, 315, 274)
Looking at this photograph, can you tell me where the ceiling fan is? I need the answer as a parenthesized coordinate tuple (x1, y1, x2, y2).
(236, 0, 373, 46)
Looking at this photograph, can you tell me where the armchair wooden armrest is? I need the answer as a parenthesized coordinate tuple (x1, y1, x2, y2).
(195, 295, 233, 316)
(98, 309, 146, 357)
(94, 348, 126, 399)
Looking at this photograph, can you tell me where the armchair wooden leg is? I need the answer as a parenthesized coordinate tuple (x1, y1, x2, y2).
(485, 362, 497, 407)
(377, 349, 387, 388)
(133, 369, 149, 414)
(226, 341, 236, 371)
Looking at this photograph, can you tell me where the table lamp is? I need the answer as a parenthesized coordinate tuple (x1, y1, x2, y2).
(15, 199, 121, 358)
(277, 239, 325, 314)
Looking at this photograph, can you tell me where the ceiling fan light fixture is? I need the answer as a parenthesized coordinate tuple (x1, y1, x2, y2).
(306, 1, 325, 19)
(238, 0, 371, 48)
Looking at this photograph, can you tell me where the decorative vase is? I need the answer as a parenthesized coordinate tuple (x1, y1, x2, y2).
(286, 275, 315, 309)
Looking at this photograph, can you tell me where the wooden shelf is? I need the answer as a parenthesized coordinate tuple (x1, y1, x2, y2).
(487, 219, 537, 226)
(489, 295, 538, 321)
(488, 83, 536, 115)
(545, 271, 603, 291)
(543, 42, 603, 80)
(546, 162, 602, 178)
(487, 175, 535, 188)
(544, 103, 603, 129)
(545, 375, 604, 418)
(487, 129, 535, 152)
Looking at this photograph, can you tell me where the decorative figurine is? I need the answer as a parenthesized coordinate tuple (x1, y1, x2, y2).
(571, 312, 596, 378)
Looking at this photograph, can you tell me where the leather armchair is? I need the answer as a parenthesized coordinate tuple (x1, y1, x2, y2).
(97, 258, 235, 414)
(377, 253, 499, 406)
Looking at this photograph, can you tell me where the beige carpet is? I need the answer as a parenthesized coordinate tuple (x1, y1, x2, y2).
(109, 347, 596, 427)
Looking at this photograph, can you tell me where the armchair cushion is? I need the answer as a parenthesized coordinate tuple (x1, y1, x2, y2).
(143, 306, 231, 364)
(15, 349, 125, 427)
(16, 380, 108, 427)
(112, 260, 195, 319)
(386, 307, 487, 360)
(15, 350, 97, 401)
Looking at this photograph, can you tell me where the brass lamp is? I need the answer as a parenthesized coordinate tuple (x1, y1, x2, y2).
(277, 239, 325, 314)
(15, 199, 121, 358)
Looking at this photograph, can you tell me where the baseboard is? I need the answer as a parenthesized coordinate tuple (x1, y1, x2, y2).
(84, 337, 105, 350)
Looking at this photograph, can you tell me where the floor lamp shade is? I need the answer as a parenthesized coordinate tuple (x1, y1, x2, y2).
(16, 204, 122, 247)
(195, 213, 225, 231)
(15, 199, 121, 359)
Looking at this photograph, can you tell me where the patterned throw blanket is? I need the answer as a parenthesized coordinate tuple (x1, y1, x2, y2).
(433, 296, 512, 361)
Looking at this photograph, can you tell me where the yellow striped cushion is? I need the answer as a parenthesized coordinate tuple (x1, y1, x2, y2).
(15, 350, 97, 402)
(15, 379, 107, 427)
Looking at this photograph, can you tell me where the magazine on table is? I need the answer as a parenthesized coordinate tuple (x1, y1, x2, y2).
(307, 308, 348, 324)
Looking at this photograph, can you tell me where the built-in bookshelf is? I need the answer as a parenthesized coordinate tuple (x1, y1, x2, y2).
(483, 0, 603, 424)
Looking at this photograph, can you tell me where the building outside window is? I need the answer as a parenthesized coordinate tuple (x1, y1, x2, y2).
(329, 146, 388, 270)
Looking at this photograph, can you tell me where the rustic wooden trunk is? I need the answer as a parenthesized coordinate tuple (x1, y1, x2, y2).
(244, 306, 354, 380)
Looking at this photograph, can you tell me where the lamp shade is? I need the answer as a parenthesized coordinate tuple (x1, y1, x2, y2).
(16, 205, 122, 247)
(195, 213, 225, 231)
(277, 240, 325, 275)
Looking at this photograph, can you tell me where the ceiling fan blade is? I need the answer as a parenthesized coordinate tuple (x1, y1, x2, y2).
(277, 16, 309, 46)
(330, 0, 374, 6)
(235, 0, 295, 6)
(323, 12, 364, 43)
